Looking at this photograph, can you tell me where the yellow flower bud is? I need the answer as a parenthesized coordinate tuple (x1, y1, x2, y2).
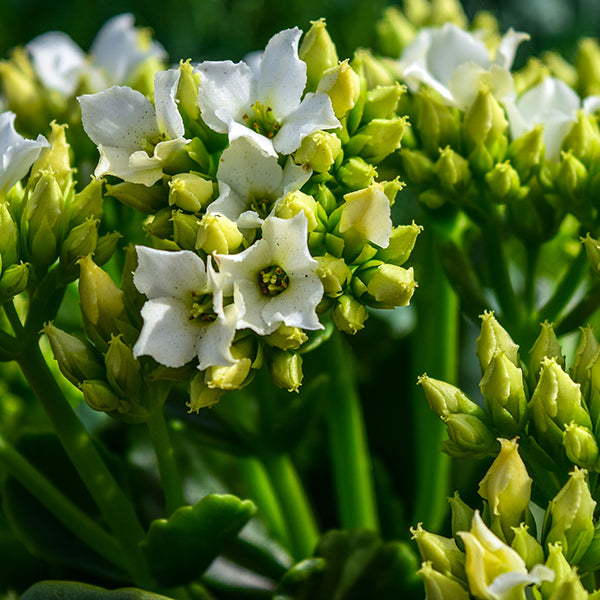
(177, 59, 202, 121)
(362, 263, 417, 308)
(270, 349, 303, 392)
(196, 213, 243, 255)
(294, 131, 342, 173)
(264, 325, 308, 351)
(316, 59, 360, 118)
(576, 38, 600, 97)
(106, 181, 168, 214)
(331, 293, 368, 334)
(187, 371, 223, 412)
(274, 191, 320, 232)
(351, 48, 395, 90)
(168, 172, 214, 213)
(315, 254, 351, 298)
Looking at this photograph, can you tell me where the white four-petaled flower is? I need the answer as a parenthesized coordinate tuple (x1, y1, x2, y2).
(196, 27, 340, 157)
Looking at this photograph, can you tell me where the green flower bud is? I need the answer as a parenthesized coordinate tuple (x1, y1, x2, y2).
(0, 262, 29, 299)
(195, 213, 243, 255)
(476, 311, 520, 374)
(416, 91, 460, 157)
(353, 116, 407, 163)
(442, 413, 497, 458)
(376, 223, 422, 268)
(544, 467, 596, 564)
(402, 0, 429, 27)
(417, 374, 487, 420)
(543, 50, 578, 88)
(171, 210, 200, 250)
(572, 325, 598, 395)
(0, 202, 19, 268)
(479, 353, 528, 437)
(186, 137, 212, 172)
(556, 151, 588, 201)
(576, 38, 600, 97)
(145, 207, 174, 240)
(363, 84, 404, 124)
(478, 438, 532, 543)
(529, 321, 565, 385)
(448, 492, 475, 552)
(351, 48, 395, 90)
(467, 142, 495, 179)
(549, 573, 590, 600)
(168, 172, 214, 213)
(315, 254, 351, 297)
(429, 0, 467, 26)
(511, 524, 544, 571)
(30, 122, 72, 192)
(579, 521, 600, 572)
(314, 183, 337, 214)
(106, 181, 168, 214)
(331, 293, 368, 334)
(316, 59, 360, 119)
(177, 59, 202, 122)
(463, 86, 507, 147)
(410, 523, 466, 581)
(79, 380, 121, 414)
(294, 131, 342, 173)
(541, 543, 576, 599)
(187, 371, 223, 412)
(264, 325, 308, 351)
(205, 357, 252, 391)
(582, 233, 600, 277)
(337, 157, 377, 189)
(69, 178, 103, 228)
(376, 7, 417, 58)
(60, 217, 99, 271)
(43, 322, 105, 386)
(274, 190, 320, 232)
(105, 334, 142, 398)
(93, 231, 122, 267)
(360, 263, 417, 308)
(484, 162, 522, 203)
(508, 125, 544, 180)
(563, 422, 599, 470)
(417, 561, 470, 600)
(270, 349, 303, 392)
(299, 19, 338, 92)
(399, 148, 435, 187)
(562, 111, 600, 167)
(434, 147, 471, 194)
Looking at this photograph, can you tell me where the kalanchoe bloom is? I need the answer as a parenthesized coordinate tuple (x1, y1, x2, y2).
(214, 212, 323, 336)
(79, 69, 188, 186)
(209, 136, 311, 228)
(504, 77, 600, 162)
(395, 23, 529, 110)
(132, 246, 239, 371)
(196, 27, 340, 157)
(0, 111, 49, 195)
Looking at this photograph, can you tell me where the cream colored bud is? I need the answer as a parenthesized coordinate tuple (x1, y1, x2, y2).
(168, 172, 214, 213)
(294, 131, 342, 173)
(196, 213, 243, 255)
(264, 325, 308, 351)
(178, 59, 202, 121)
(30, 122, 72, 191)
(563, 422, 599, 469)
(270, 350, 303, 392)
(351, 48, 395, 90)
(375, 222, 422, 266)
(315, 254, 351, 297)
(363, 264, 417, 308)
(317, 59, 360, 118)
(187, 371, 223, 412)
(331, 293, 368, 334)
(274, 191, 319, 232)
(410, 523, 466, 581)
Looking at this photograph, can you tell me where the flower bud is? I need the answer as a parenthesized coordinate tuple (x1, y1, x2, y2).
(94, 231, 122, 267)
(467, 142, 494, 179)
(299, 19, 339, 92)
(417, 562, 470, 600)
(572, 325, 598, 395)
(30, 122, 72, 192)
(187, 371, 223, 412)
(315, 254, 351, 297)
(0, 262, 29, 299)
(442, 413, 497, 458)
(316, 59, 360, 119)
(314, 182, 337, 214)
(359, 263, 417, 308)
(294, 131, 342, 173)
(479, 353, 527, 437)
(270, 349, 303, 392)
(529, 321, 565, 385)
(463, 86, 507, 147)
(363, 82, 404, 121)
(376, 7, 417, 58)
(477, 438, 532, 543)
(177, 59, 202, 122)
(205, 357, 252, 391)
(563, 422, 599, 469)
(331, 293, 368, 334)
(399, 149, 435, 187)
(429, 0, 467, 26)
(171, 210, 200, 250)
(548, 573, 589, 600)
(79, 380, 121, 413)
(337, 157, 377, 189)
(541, 543, 574, 599)
(352, 116, 407, 163)
(582, 233, 600, 277)
(417, 375, 487, 420)
(556, 151, 588, 202)
(476, 311, 520, 373)
(410, 523, 466, 581)
(561, 111, 600, 167)
(448, 492, 475, 551)
(195, 213, 243, 255)
(0, 202, 19, 268)
(576, 38, 600, 97)
(274, 191, 320, 232)
(106, 181, 168, 214)
(60, 217, 99, 271)
(511, 524, 544, 571)
(105, 334, 143, 398)
(43, 322, 105, 386)
(264, 325, 308, 351)
(416, 92, 460, 156)
(168, 172, 214, 213)
(544, 467, 596, 564)
(351, 48, 395, 90)
(508, 125, 544, 180)
(435, 147, 472, 195)
(484, 162, 522, 203)
(375, 222, 422, 266)
(145, 207, 173, 240)
(69, 177, 104, 228)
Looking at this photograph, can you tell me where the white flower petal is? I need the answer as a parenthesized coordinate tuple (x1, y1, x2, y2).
(281, 157, 313, 196)
(94, 146, 163, 185)
(583, 95, 600, 114)
(488, 564, 554, 599)
(518, 77, 580, 123)
(196, 304, 239, 370)
(493, 28, 530, 70)
(154, 69, 184, 139)
(263, 211, 317, 271)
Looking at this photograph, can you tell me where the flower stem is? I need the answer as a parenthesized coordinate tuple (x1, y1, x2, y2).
(16, 341, 152, 588)
(0, 430, 126, 570)
(323, 329, 379, 533)
(146, 405, 185, 515)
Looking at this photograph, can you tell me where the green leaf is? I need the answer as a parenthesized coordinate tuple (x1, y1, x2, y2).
(140, 493, 257, 587)
(20, 580, 175, 600)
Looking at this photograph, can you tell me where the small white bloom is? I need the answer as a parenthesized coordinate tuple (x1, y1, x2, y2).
(196, 27, 340, 156)
(133, 246, 239, 370)
(79, 68, 188, 186)
(504, 76, 600, 162)
(209, 136, 311, 228)
(396, 23, 528, 110)
(215, 212, 323, 335)
(0, 111, 49, 195)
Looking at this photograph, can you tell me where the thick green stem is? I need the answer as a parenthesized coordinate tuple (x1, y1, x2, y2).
(146, 406, 185, 515)
(17, 342, 152, 588)
(524, 244, 539, 320)
(323, 329, 379, 533)
(260, 452, 319, 560)
(0, 431, 126, 569)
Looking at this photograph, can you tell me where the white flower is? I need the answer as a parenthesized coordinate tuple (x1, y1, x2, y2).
(209, 136, 311, 228)
(504, 76, 600, 162)
(196, 27, 340, 157)
(214, 212, 323, 336)
(0, 111, 49, 195)
(133, 246, 239, 370)
(79, 68, 188, 186)
(396, 23, 528, 110)
(26, 14, 166, 96)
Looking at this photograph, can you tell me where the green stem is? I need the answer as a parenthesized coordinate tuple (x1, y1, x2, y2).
(0, 431, 126, 569)
(146, 406, 185, 515)
(238, 456, 292, 552)
(323, 329, 379, 533)
(524, 244, 539, 320)
(260, 452, 319, 560)
(16, 341, 152, 588)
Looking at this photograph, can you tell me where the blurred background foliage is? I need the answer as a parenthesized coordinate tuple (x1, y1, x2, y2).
(0, 0, 598, 65)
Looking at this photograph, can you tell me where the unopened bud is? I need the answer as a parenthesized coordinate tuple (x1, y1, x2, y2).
(171, 210, 200, 250)
(562, 111, 600, 167)
(352, 116, 407, 163)
(410, 523, 466, 581)
(177, 59, 202, 121)
(69, 177, 103, 227)
(94, 231, 122, 267)
(168, 172, 214, 213)
(274, 191, 320, 232)
(572, 325, 598, 395)
(463, 86, 507, 147)
(316, 60, 360, 119)
(270, 349, 303, 392)
(485, 161, 522, 203)
(417, 562, 470, 600)
(563, 422, 598, 470)
(448, 492, 475, 551)
(363, 82, 405, 121)
(434, 147, 471, 194)
(314, 182, 337, 214)
(79, 380, 121, 413)
(351, 48, 395, 90)
(476, 311, 519, 373)
(145, 207, 174, 240)
(442, 413, 497, 458)
(529, 321, 565, 385)
(376, 7, 417, 58)
(416, 92, 460, 156)
(576, 38, 600, 97)
(511, 524, 544, 571)
(331, 293, 368, 334)
(187, 371, 223, 412)
(0, 202, 19, 267)
(429, 0, 467, 27)
(106, 181, 168, 214)
(196, 213, 243, 255)
(30, 122, 72, 191)
(315, 254, 351, 297)
(582, 233, 600, 277)
(417, 374, 487, 421)
(294, 131, 342, 173)
(264, 325, 308, 351)
(60, 217, 99, 270)
(359, 263, 417, 307)
(509, 125, 544, 180)
(541, 543, 575, 599)
(337, 157, 377, 189)
(375, 222, 422, 266)
(399, 148, 435, 186)
(105, 334, 143, 398)
(299, 19, 339, 92)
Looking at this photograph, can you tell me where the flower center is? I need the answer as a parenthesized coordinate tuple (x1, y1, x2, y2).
(189, 291, 217, 322)
(258, 265, 289, 297)
(249, 194, 275, 219)
(244, 101, 280, 139)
